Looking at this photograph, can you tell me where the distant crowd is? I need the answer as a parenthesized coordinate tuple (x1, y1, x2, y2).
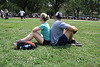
(0, 9, 99, 21)
(0, 9, 9, 19)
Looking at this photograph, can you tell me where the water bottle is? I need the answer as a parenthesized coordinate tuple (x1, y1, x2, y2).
(23, 44, 31, 49)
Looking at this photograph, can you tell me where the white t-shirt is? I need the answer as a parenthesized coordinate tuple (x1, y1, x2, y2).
(19, 11, 25, 16)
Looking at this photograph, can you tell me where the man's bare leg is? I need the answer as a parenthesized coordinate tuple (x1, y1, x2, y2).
(64, 29, 76, 42)
(64, 31, 73, 40)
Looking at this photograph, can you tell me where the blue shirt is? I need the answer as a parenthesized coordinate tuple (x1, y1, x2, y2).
(39, 22, 50, 41)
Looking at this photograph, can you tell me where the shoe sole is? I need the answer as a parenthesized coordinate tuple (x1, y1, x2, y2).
(71, 43, 83, 46)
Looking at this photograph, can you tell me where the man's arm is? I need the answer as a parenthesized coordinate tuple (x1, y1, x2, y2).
(67, 26, 78, 32)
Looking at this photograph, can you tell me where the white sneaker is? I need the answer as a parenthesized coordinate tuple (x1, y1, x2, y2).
(13, 43, 17, 48)
(71, 43, 83, 46)
(13, 43, 17, 45)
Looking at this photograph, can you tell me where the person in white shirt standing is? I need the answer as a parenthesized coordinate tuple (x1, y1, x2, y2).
(1, 10, 4, 18)
(19, 9, 25, 21)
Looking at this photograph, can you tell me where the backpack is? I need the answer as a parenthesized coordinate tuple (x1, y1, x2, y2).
(16, 40, 37, 50)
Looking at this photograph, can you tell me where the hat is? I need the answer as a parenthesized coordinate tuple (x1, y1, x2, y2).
(56, 12, 62, 18)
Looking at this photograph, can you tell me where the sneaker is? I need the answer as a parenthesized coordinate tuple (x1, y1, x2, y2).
(70, 40, 83, 46)
(13, 43, 17, 45)
(71, 43, 83, 46)
(13, 43, 17, 48)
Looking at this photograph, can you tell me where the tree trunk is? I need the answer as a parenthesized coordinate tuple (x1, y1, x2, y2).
(54, 7, 59, 13)
(73, 9, 76, 19)
(76, 7, 80, 20)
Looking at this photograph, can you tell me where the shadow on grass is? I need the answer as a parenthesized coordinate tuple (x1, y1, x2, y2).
(30, 42, 72, 49)
(34, 42, 72, 49)
(51, 44, 71, 49)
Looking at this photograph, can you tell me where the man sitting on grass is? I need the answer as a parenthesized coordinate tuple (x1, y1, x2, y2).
(51, 12, 82, 46)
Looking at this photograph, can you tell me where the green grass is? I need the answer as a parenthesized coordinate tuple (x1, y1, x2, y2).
(0, 18, 100, 67)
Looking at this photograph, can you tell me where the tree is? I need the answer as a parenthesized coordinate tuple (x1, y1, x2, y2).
(27, 0, 48, 13)
(0, 0, 7, 9)
(10, 0, 29, 11)
(10, 0, 49, 14)
(96, 0, 100, 16)
(0, 0, 6, 5)
(49, 0, 66, 13)
(0, 0, 99, 18)
(66, 0, 83, 19)
(82, 0, 100, 17)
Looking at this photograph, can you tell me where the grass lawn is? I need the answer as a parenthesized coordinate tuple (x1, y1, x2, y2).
(0, 18, 100, 67)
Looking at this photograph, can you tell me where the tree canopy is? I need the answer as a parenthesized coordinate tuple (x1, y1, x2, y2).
(0, 0, 99, 18)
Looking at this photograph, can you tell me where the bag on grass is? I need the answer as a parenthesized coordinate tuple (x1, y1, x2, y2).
(16, 40, 37, 50)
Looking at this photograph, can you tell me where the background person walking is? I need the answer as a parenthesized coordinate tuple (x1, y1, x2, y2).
(4, 9, 9, 19)
(1, 10, 4, 18)
(19, 9, 25, 21)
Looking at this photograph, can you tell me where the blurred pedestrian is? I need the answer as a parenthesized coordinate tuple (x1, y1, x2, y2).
(1, 10, 4, 18)
(19, 9, 25, 21)
(4, 9, 9, 19)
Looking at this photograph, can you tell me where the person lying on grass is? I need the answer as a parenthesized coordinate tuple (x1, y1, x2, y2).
(51, 12, 82, 46)
(15, 13, 50, 45)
